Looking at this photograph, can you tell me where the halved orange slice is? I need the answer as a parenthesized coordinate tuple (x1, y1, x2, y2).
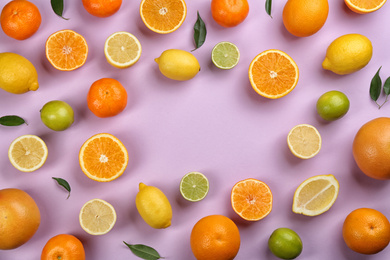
(45, 29, 88, 71)
(345, 0, 387, 14)
(249, 49, 299, 99)
(140, 0, 187, 34)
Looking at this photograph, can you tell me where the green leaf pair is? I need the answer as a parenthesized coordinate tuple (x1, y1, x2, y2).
(370, 66, 390, 109)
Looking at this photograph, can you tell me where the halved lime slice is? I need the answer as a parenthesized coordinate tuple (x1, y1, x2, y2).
(211, 41, 240, 69)
(180, 172, 209, 202)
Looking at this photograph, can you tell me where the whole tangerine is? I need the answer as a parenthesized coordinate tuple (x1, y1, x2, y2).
(87, 78, 128, 118)
(41, 234, 85, 260)
(190, 215, 240, 260)
(82, 0, 122, 17)
(211, 0, 249, 28)
(0, 0, 41, 40)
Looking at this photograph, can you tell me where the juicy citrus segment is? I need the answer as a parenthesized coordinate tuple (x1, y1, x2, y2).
(8, 135, 48, 172)
(79, 133, 128, 182)
(287, 124, 322, 159)
(231, 178, 272, 221)
(140, 0, 187, 34)
(345, 0, 387, 13)
(104, 32, 142, 68)
(212, 41, 240, 69)
(79, 199, 116, 235)
(45, 29, 88, 71)
(180, 172, 209, 202)
(249, 49, 299, 99)
(293, 174, 339, 216)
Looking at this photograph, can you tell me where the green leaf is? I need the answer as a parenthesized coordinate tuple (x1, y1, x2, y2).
(383, 76, 390, 96)
(370, 66, 382, 102)
(0, 115, 26, 126)
(123, 242, 164, 260)
(51, 0, 69, 20)
(192, 11, 207, 51)
(265, 0, 272, 18)
(52, 177, 71, 199)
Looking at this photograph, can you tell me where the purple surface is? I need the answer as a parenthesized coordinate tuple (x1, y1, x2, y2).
(1, 0, 390, 259)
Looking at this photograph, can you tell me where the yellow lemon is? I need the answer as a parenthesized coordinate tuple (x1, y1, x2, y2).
(135, 183, 172, 229)
(322, 34, 372, 75)
(0, 53, 39, 94)
(155, 49, 200, 81)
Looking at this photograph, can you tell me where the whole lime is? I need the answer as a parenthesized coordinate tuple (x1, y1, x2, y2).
(268, 228, 303, 259)
(316, 90, 350, 121)
(40, 100, 74, 131)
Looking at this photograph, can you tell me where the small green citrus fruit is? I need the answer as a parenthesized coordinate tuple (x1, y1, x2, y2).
(316, 90, 350, 121)
(268, 228, 303, 259)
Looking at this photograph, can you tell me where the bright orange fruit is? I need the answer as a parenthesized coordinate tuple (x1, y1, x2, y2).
(345, 0, 387, 14)
(211, 0, 249, 27)
(41, 234, 85, 260)
(82, 0, 122, 17)
(231, 178, 272, 221)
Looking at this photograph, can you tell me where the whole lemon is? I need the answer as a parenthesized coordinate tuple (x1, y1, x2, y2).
(135, 183, 172, 229)
(0, 52, 39, 94)
(155, 49, 200, 81)
(322, 34, 372, 75)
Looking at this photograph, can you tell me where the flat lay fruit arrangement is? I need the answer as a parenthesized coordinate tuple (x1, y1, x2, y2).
(1, 0, 390, 259)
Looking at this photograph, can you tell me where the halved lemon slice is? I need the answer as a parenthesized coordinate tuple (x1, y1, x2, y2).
(293, 174, 339, 216)
(104, 32, 142, 68)
(287, 124, 321, 159)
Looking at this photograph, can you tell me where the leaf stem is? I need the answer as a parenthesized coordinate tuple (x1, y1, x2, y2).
(378, 95, 389, 109)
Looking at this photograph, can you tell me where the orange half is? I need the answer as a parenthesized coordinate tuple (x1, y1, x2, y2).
(140, 0, 187, 34)
(249, 49, 299, 99)
(46, 29, 88, 71)
(231, 178, 273, 221)
(79, 133, 128, 182)
(345, 0, 387, 14)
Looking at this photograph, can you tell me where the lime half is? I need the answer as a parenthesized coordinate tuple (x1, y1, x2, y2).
(211, 42, 240, 69)
(180, 172, 209, 202)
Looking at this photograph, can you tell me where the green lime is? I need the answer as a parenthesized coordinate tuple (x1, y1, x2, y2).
(180, 172, 209, 202)
(40, 100, 74, 131)
(211, 41, 240, 69)
(316, 90, 350, 121)
(268, 228, 303, 259)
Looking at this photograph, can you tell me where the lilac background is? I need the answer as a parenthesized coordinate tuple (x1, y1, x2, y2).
(1, 0, 390, 259)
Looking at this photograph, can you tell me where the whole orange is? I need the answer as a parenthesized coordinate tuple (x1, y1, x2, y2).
(343, 208, 390, 254)
(190, 215, 240, 260)
(211, 0, 249, 28)
(41, 234, 85, 260)
(82, 0, 122, 18)
(87, 78, 127, 118)
(353, 117, 390, 180)
(0, 0, 41, 40)
(0, 188, 40, 250)
(282, 0, 329, 37)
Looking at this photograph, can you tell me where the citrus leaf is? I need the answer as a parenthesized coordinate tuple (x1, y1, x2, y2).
(52, 177, 71, 199)
(123, 242, 164, 260)
(192, 11, 207, 51)
(265, 0, 272, 18)
(370, 66, 382, 102)
(51, 0, 69, 20)
(0, 115, 26, 126)
(384, 76, 390, 96)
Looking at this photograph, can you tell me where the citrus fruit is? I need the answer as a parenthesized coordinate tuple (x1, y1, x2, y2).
(155, 49, 200, 81)
(268, 228, 303, 259)
(82, 0, 122, 17)
(316, 90, 350, 121)
(0, 188, 40, 250)
(352, 117, 390, 180)
(249, 49, 299, 99)
(190, 215, 240, 260)
(45, 29, 88, 71)
(41, 234, 85, 260)
(79, 133, 128, 182)
(282, 0, 329, 37)
(104, 31, 142, 69)
(8, 134, 48, 172)
(343, 208, 390, 255)
(292, 174, 339, 216)
(211, 0, 249, 27)
(140, 0, 187, 34)
(79, 198, 117, 235)
(40, 100, 74, 131)
(0, 0, 41, 40)
(135, 183, 172, 229)
(87, 78, 128, 118)
(211, 41, 240, 70)
(345, 0, 387, 14)
(0, 52, 39, 94)
(180, 171, 209, 202)
(287, 124, 321, 159)
(322, 34, 372, 75)
(231, 178, 273, 221)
